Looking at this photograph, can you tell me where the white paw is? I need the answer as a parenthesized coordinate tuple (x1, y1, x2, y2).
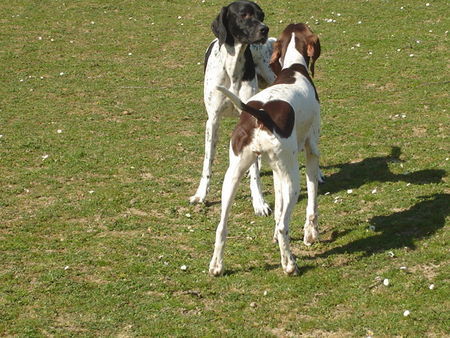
(209, 262, 224, 277)
(284, 262, 300, 276)
(253, 201, 272, 217)
(303, 227, 319, 246)
(189, 194, 205, 205)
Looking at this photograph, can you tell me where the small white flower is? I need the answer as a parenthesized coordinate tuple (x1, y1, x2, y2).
(90, 21, 95, 24)
(416, 40, 421, 44)
(397, 48, 401, 52)
(383, 278, 390, 286)
(185, 213, 191, 218)
(429, 284, 435, 290)
(371, 188, 377, 194)
(180, 265, 188, 271)
(403, 310, 410, 317)
(59, 72, 64, 76)
(163, 261, 169, 266)
(50, 38, 54, 42)
(64, 266, 70, 270)
(358, 21, 362, 24)
(337, 13, 341, 17)
(19, 79, 24, 82)
(177, 16, 182, 19)
(38, 36, 42, 40)
(128, 52, 132, 56)
(388, 251, 395, 257)
(347, 189, 353, 194)
(400, 266, 407, 270)
(356, 43, 361, 47)
(279, 20, 283, 23)
(0, 135, 3, 138)
(368, 51, 373, 55)
(324, 192, 330, 195)
(57, 129, 62, 133)
(409, 54, 414, 57)
(263, 290, 268, 296)
(400, 6, 404, 9)
(88, 190, 94, 194)
(42, 154, 49, 160)
(425, 3, 430, 6)
(70, 40, 74, 43)
(429, 30, 432, 33)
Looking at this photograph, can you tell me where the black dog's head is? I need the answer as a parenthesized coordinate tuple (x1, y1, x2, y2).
(211, 1, 269, 46)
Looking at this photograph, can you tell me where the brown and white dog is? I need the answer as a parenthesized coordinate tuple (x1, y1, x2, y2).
(209, 23, 321, 276)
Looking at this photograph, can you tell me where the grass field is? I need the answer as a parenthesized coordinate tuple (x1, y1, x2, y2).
(1, 0, 449, 336)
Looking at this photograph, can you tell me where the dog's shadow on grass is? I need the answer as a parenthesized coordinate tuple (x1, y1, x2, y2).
(223, 263, 315, 276)
(319, 146, 446, 195)
(318, 193, 449, 258)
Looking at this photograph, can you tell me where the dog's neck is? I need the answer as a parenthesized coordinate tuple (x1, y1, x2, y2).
(282, 33, 308, 71)
(222, 42, 254, 84)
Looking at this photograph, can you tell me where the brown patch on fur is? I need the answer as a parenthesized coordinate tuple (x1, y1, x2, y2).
(269, 23, 320, 77)
(262, 100, 295, 138)
(231, 101, 262, 155)
(231, 100, 295, 155)
(272, 63, 319, 101)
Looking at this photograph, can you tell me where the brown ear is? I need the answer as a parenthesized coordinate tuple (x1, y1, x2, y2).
(269, 40, 282, 76)
(306, 34, 321, 77)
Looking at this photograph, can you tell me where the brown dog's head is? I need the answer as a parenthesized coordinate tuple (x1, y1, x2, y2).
(269, 23, 320, 77)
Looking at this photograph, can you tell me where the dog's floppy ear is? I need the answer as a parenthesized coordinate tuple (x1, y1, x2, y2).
(306, 34, 321, 77)
(269, 40, 282, 76)
(211, 6, 230, 46)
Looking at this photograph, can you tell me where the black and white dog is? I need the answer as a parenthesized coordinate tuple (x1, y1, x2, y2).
(190, 1, 276, 216)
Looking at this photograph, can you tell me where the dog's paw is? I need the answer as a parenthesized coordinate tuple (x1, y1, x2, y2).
(303, 227, 319, 246)
(209, 262, 224, 277)
(318, 168, 325, 184)
(189, 194, 205, 205)
(253, 202, 272, 217)
(284, 263, 300, 276)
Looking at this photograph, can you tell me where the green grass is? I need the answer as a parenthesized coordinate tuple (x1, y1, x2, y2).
(1, 0, 448, 336)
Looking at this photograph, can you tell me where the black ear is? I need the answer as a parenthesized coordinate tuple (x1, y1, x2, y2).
(211, 6, 230, 46)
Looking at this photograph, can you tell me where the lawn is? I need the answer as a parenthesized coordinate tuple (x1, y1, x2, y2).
(1, 0, 448, 336)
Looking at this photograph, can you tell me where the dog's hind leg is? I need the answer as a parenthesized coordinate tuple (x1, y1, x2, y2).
(303, 138, 320, 246)
(273, 152, 300, 276)
(209, 146, 257, 276)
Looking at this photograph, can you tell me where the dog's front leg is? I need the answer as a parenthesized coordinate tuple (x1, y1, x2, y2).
(190, 113, 220, 205)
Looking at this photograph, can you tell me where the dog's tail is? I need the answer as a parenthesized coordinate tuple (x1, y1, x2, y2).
(216, 86, 272, 125)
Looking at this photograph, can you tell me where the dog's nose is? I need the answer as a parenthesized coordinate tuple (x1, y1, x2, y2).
(260, 25, 269, 35)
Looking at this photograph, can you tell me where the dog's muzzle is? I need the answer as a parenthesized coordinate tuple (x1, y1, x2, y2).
(251, 24, 269, 44)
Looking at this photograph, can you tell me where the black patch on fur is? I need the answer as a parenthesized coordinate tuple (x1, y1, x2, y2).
(204, 40, 216, 73)
(242, 46, 256, 81)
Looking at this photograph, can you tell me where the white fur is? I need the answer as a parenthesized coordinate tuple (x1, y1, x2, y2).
(210, 33, 320, 276)
(190, 38, 276, 216)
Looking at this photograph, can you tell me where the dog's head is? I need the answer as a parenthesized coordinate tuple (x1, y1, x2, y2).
(211, 1, 269, 46)
(269, 23, 320, 77)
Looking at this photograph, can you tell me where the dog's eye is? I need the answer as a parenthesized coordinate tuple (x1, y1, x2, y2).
(241, 13, 251, 19)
